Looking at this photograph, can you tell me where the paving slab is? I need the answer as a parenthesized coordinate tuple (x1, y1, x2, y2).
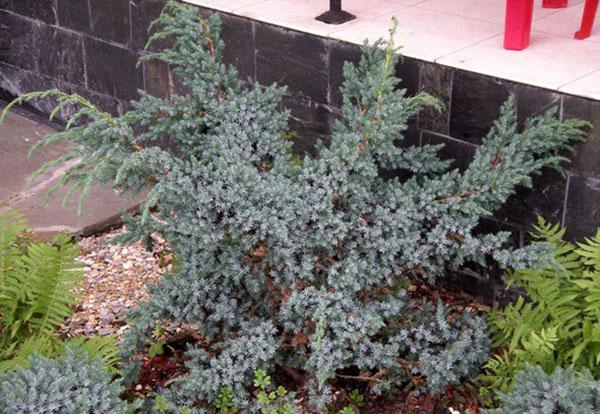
(0, 105, 143, 238)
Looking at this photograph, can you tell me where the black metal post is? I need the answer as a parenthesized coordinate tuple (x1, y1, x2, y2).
(316, 0, 356, 25)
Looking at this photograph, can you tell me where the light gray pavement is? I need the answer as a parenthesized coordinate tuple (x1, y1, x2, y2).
(0, 105, 143, 238)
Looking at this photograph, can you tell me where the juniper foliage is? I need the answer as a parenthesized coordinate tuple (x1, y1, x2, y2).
(485, 365, 600, 414)
(1, 1, 588, 410)
(0, 345, 127, 414)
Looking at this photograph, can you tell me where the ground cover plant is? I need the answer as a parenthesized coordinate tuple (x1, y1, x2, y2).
(0, 1, 588, 411)
(484, 365, 600, 414)
(481, 219, 600, 407)
(0, 345, 127, 414)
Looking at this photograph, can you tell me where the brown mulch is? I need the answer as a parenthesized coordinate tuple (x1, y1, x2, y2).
(59, 228, 170, 339)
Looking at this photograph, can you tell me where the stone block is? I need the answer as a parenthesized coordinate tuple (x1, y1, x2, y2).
(130, 0, 165, 50)
(0, 64, 55, 109)
(396, 56, 421, 98)
(38, 26, 85, 86)
(256, 23, 329, 103)
(418, 62, 453, 135)
(0, 106, 144, 239)
(282, 95, 332, 154)
(450, 71, 510, 144)
(55, 78, 124, 117)
(220, 12, 255, 82)
(494, 169, 568, 230)
(562, 95, 600, 177)
(89, 0, 130, 45)
(1, 0, 56, 24)
(421, 130, 477, 172)
(143, 58, 170, 99)
(56, 0, 90, 32)
(512, 82, 560, 126)
(328, 40, 361, 109)
(564, 173, 600, 240)
(85, 37, 142, 101)
(0, 63, 122, 121)
(0, 10, 39, 71)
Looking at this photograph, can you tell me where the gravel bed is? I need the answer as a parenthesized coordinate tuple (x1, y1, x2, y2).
(60, 228, 169, 339)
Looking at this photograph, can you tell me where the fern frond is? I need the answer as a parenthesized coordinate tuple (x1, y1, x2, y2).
(65, 335, 122, 374)
(0, 335, 58, 372)
(576, 230, 600, 269)
(0, 218, 116, 377)
(22, 233, 83, 338)
(479, 351, 522, 401)
(489, 296, 549, 350)
(485, 220, 600, 403)
(0, 211, 27, 293)
(514, 327, 558, 372)
(531, 216, 565, 246)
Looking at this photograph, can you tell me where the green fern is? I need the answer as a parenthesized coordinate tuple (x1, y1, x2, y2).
(478, 352, 520, 405)
(0, 336, 56, 372)
(66, 335, 122, 374)
(26, 234, 83, 337)
(481, 217, 600, 402)
(0, 211, 120, 373)
(577, 230, 600, 269)
(0, 222, 83, 351)
(0, 210, 26, 296)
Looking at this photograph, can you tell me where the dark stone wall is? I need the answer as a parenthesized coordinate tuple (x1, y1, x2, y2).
(1, 1, 598, 281)
(0, 0, 166, 114)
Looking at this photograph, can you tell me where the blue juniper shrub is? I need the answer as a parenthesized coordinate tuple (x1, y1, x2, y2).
(0, 345, 127, 414)
(0, 1, 588, 411)
(485, 365, 600, 414)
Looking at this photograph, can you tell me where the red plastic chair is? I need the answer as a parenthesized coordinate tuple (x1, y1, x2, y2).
(575, 0, 599, 39)
(542, 0, 568, 8)
(504, 0, 598, 50)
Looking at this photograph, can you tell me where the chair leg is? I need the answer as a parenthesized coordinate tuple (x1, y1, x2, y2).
(575, 0, 599, 39)
(542, 0, 568, 8)
(504, 0, 535, 50)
